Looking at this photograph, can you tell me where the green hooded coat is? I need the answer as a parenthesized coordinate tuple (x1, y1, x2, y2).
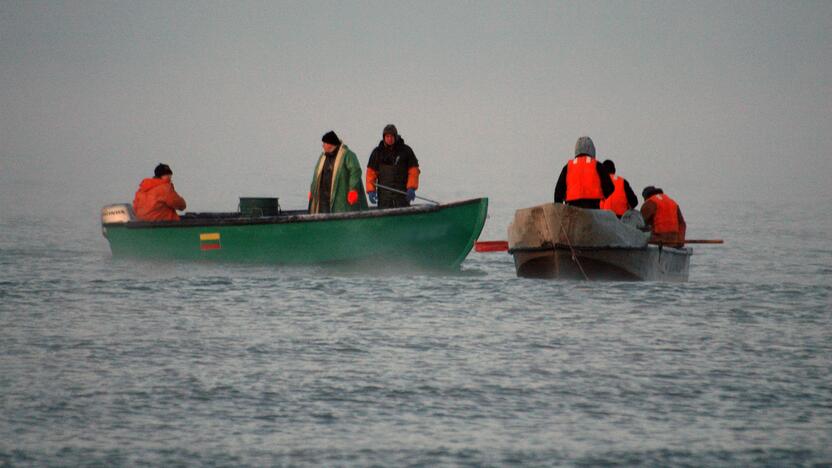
(309, 143, 369, 213)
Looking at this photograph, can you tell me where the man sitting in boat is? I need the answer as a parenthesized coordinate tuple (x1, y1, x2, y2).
(365, 124, 420, 209)
(132, 163, 187, 221)
(554, 136, 614, 209)
(308, 131, 369, 214)
(600, 159, 638, 217)
(640, 186, 686, 247)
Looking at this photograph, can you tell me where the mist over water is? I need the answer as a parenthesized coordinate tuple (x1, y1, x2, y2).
(2, 0, 832, 464)
(1, 197, 830, 465)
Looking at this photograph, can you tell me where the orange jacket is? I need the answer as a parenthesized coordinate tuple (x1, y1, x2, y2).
(565, 156, 603, 201)
(133, 178, 186, 221)
(601, 175, 629, 216)
(642, 193, 686, 244)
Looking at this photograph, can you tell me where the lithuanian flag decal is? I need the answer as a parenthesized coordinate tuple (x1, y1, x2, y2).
(199, 232, 221, 251)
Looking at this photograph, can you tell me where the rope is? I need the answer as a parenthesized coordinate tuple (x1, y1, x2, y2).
(559, 219, 590, 281)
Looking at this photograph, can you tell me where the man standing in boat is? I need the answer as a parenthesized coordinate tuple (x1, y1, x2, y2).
(308, 131, 368, 214)
(640, 186, 686, 247)
(132, 163, 187, 221)
(554, 136, 614, 208)
(600, 159, 638, 217)
(365, 124, 420, 209)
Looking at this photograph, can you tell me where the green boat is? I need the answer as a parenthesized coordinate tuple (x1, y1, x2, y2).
(101, 198, 488, 270)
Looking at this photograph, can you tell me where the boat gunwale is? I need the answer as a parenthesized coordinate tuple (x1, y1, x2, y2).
(104, 198, 486, 229)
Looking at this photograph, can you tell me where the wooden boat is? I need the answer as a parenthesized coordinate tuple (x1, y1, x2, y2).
(507, 203, 691, 281)
(101, 198, 488, 270)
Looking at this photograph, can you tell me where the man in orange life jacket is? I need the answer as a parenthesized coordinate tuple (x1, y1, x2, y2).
(600, 159, 638, 217)
(365, 124, 420, 209)
(554, 136, 614, 208)
(640, 186, 686, 246)
(132, 163, 187, 221)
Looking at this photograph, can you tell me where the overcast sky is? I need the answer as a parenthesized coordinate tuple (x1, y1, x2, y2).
(1, 0, 830, 219)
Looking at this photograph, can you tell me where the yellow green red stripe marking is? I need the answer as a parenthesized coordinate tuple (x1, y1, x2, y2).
(199, 232, 221, 251)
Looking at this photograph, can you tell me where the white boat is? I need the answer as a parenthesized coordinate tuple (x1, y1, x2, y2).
(507, 203, 691, 281)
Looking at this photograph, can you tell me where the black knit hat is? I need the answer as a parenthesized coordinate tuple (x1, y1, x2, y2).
(154, 163, 172, 178)
(321, 131, 340, 145)
(642, 186, 662, 199)
(383, 124, 398, 137)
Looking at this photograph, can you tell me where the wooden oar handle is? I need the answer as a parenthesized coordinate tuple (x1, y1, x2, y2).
(475, 240, 509, 252)
(648, 239, 723, 245)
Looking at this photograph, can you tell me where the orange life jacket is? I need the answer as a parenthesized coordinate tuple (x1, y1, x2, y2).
(646, 194, 680, 234)
(601, 175, 629, 216)
(565, 156, 603, 201)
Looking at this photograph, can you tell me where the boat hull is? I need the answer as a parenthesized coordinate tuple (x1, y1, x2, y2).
(507, 203, 692, 281)
(102, 198, 488, 270)
(511, 245, 691, 281)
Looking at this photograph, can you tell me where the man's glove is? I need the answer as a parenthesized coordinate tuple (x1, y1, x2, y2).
(347, 190, 359, 205)
(406, 189, 416, 202)
(367, 191, 378, 204)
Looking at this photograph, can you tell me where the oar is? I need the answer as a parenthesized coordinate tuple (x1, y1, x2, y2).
(474, 240, 509, 252)
(649, 239, 724, 244)
(474, 239, 724, 252)
(375, 183, 440, 205)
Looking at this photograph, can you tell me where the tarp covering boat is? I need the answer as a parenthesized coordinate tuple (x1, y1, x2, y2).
(509, 203, 650, 249)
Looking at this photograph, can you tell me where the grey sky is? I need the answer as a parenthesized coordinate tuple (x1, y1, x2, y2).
(1, 0, 830, 217)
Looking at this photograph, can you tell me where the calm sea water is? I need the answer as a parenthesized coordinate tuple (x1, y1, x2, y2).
(1, 200, 830, 466)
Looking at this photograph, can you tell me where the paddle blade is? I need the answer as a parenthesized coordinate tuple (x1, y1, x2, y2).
(475, 240, 509, 252)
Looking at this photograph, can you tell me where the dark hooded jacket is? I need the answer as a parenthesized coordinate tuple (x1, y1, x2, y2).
(366, 136, 419, 208)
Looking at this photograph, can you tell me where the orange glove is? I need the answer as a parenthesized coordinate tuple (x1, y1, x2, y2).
(347, 190, 358, 205)
(308, 191, 312, 201)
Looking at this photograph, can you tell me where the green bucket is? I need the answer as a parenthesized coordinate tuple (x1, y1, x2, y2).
(239, 197, 280, 217)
